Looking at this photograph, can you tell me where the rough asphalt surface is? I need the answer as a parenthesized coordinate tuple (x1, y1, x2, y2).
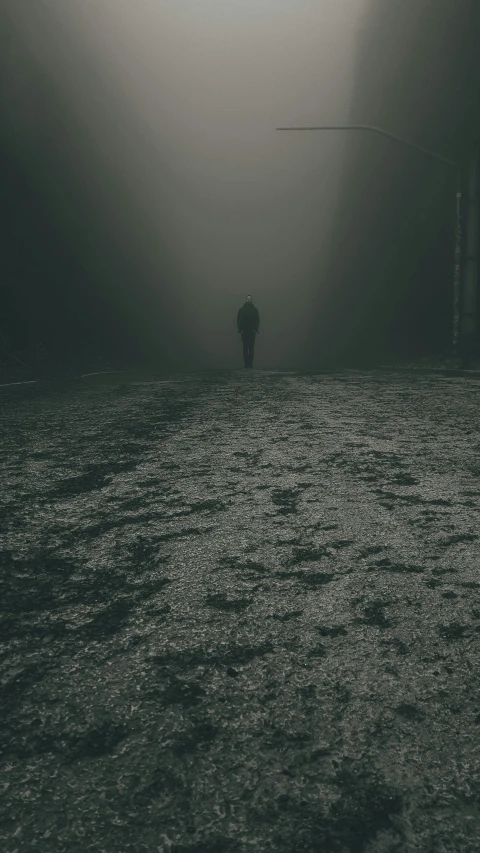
(1, 369, 480, 853)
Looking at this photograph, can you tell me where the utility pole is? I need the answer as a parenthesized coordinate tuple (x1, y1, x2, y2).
(452, 184, 463, 357)
(276, 124, 463, 356)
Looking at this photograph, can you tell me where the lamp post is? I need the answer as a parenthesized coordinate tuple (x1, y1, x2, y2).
(276, 124, 462, 356)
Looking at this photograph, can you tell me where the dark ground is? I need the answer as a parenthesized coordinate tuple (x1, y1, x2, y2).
(1, 368, 480, 852)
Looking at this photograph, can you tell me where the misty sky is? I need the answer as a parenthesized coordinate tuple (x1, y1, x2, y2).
(7, 0, 371, 368)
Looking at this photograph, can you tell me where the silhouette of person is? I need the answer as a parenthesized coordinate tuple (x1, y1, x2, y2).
(237, 295, 259, 368)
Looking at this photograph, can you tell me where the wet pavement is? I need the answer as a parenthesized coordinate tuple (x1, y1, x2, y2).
(1, 368, 480, 852)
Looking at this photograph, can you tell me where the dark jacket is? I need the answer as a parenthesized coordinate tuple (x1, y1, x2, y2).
(237, 301, 260, 333)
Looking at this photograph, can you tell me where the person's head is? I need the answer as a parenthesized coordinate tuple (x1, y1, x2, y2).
(246, 295, 252, 303)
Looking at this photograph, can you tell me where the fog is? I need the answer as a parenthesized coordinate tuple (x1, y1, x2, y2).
(1, 0, 369, 370)
(1, 0, 478, 372)
(306, 0, 480, 365)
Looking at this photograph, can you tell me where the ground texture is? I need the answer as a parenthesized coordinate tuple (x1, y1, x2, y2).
(1, 369, 480, 852)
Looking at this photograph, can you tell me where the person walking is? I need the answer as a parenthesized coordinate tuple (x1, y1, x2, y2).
(237, 295, 259, 368)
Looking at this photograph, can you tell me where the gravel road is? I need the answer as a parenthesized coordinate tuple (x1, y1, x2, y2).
(1, 369, 480, 852)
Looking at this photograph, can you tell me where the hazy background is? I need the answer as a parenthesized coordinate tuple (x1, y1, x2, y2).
(305, 0, 480, 366)
(1, 0, 478, 371)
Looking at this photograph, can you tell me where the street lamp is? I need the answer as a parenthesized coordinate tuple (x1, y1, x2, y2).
(276, 124, 462, 355)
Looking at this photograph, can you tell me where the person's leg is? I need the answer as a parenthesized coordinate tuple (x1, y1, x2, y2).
(249, 332, 255, 367)
(241, 333, 249, 367)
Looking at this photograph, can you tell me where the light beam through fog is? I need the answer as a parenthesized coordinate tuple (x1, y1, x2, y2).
(41, 0, 368, 369)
